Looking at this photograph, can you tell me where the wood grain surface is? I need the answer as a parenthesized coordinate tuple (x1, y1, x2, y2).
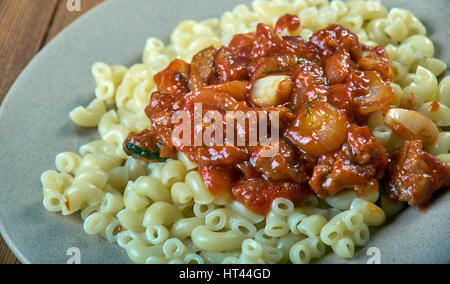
(0, 0, 104, 264)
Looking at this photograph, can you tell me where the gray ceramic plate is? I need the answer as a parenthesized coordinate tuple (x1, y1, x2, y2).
(0, 0, 449, 264)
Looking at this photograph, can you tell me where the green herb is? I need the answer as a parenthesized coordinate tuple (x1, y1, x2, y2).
(174, 72, 188, 83)
(297, 57, 309, 65)
(263, 67, 292, 75)
(124, 141, 167, 162)
(156, 141, 165, 148)
(304, 94, 321, 117)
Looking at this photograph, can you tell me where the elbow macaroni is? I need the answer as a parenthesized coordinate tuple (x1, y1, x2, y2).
(69, 98, 106, 128)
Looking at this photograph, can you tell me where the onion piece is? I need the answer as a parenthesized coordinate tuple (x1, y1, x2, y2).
(188, 89, 245, 111)
(285, 101, 349, 157)
(384, 107, 439, 146)
(354, 71, 396, 115)
(251, 75, 293, 107)
(198, 81, 251, 102)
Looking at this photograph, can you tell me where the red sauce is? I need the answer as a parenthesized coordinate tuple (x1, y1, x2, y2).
(275, 14, 301, 34)
(198, 166, 238, 203)
(123, 14, 446, 215)
(231, 178, 313, 216)
(429, 101, 440, 112)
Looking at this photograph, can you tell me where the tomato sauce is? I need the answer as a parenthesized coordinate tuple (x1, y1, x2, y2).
(231, 178, 313, 216)
(429, 101, 440, 112)
(275, 14, 301, 34)
(124, 14, 447, 215)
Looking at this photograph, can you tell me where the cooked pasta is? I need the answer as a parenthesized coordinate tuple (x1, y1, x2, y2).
(42, 191, 64, 212)
(205, 208, 229, 231)
(349, 198, 386, 226)
(170, 217, 205, 240)
(69, 98, 106, 128)
(41, 170, 72, 195)
(264, 211, 290, 238)
(191, 226, 248, 252)
(117, 208, 145, 232)
(61, 183, 104, 215)
(185, 171, 215, 205)
(123, 181, 150, 211)
(99, 191, 124, 215)
(83, 212, 114, 235)
(142, 201, 183, 227)
(41, 0, 449, 264)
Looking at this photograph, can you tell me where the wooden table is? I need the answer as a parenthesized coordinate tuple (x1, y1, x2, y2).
(0, 0, 104, 264)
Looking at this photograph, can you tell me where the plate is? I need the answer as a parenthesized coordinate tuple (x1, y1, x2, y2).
(0, 0, 449, 264)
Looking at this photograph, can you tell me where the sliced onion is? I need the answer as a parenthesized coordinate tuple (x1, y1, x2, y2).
(355, 71, 396, 115)
(285, 101, 349, 157)
(198, 81, 251, 102)
(188, 89, 244, 111)
(251, 75, 293, 107)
